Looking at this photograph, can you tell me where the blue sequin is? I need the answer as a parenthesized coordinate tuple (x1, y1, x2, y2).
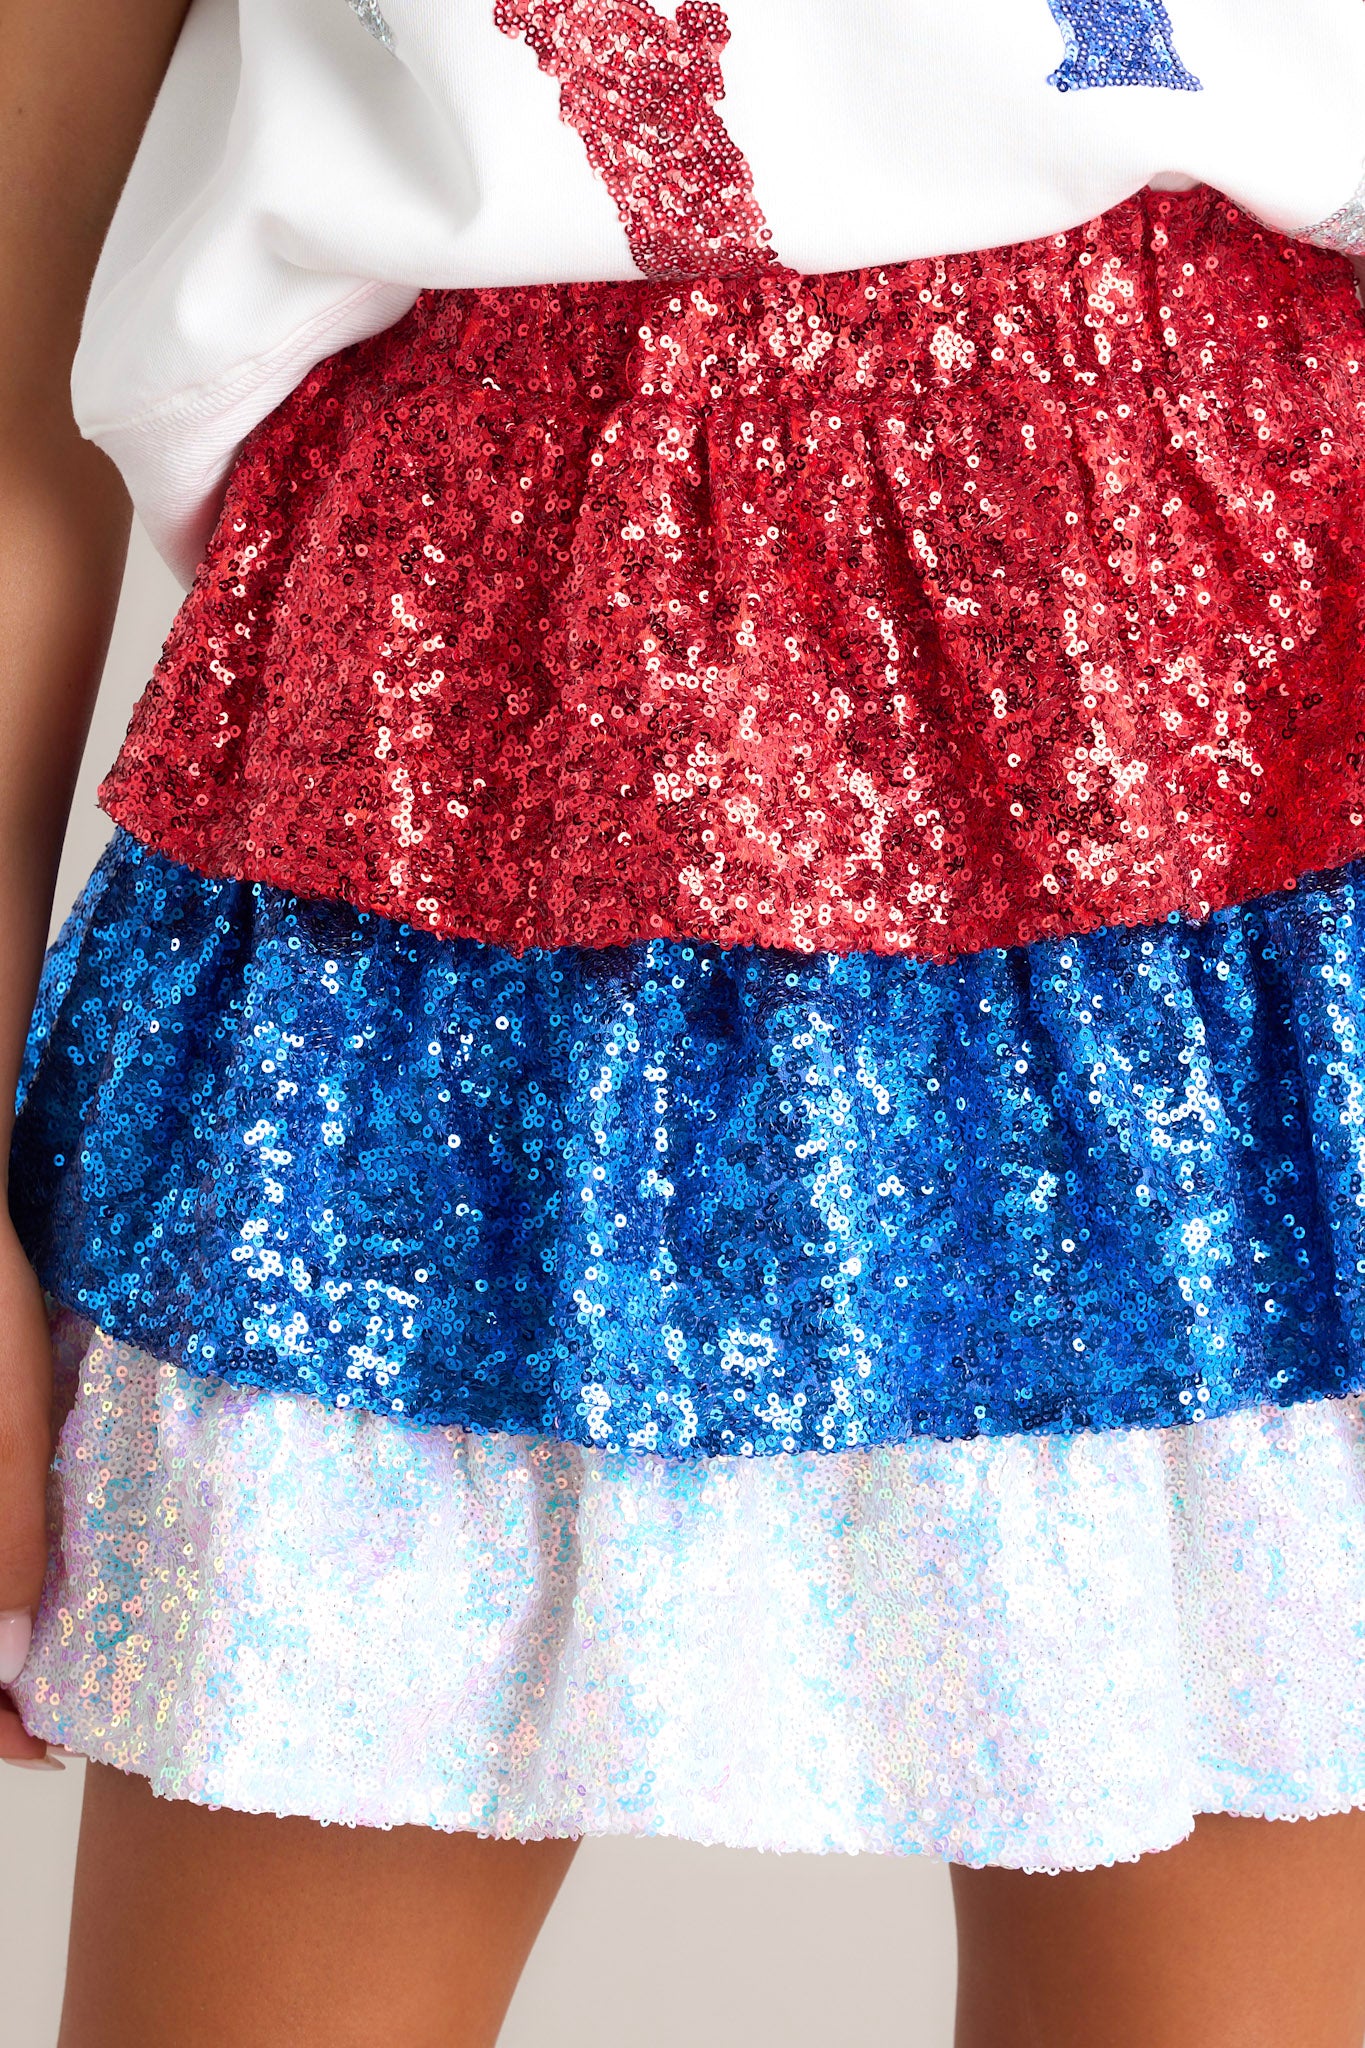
(1045, 0, 1200, 92)
(11, 829, 1365, 1457)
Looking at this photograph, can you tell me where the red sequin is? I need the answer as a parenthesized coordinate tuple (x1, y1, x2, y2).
(494, 0, 776, 276)
(102, 190, 1365, 961)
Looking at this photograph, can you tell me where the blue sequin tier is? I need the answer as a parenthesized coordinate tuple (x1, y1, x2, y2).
(11, 827, 1365, 1457)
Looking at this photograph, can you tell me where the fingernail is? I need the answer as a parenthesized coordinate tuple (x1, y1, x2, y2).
(1, 1755, 63, 1772)
(0, 1610, 32, 1686)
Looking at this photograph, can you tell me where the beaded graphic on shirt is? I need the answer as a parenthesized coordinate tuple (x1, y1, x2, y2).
(1045, 0, 1200, 92)
(354, 1, 1203, 100)
(346, 0, 394, 49)
(493, 0, 777, 275)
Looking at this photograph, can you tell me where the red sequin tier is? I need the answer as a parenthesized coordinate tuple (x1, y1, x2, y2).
(101, 189, 1365, 960)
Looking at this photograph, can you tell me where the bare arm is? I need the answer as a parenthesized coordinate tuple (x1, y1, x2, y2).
(0, 0, 192, 1761)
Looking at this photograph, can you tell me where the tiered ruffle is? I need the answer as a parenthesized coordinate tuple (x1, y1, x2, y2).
(98, 190, 1365, 960)
(13, 1307, 1365, 1871)
(14, 187, 1365, 1865)
(12, 829, 1365, 1452)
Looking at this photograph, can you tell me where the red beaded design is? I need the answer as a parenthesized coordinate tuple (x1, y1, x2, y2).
(493, 0, 776, 276)
(101, 190, 1365, 961)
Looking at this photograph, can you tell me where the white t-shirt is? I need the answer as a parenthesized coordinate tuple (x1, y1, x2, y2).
(73, 0, 1365, 581)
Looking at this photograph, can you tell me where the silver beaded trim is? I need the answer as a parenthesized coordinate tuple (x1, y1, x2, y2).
(1303, 164, 1365, 257)
(347, 0, 395, 51)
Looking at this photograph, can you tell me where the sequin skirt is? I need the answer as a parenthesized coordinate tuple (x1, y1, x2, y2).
(14, 1307, 1365, 1871)
(98, 187, 1365, 959)
(14, 186, 1365, 1866)
(12, 828, 1365, 1452)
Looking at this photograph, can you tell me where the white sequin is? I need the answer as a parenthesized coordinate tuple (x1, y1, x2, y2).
(346, 0, 394, 51)
(15, 1310, 1365, 1871)
(1304, 163, 1365, 256)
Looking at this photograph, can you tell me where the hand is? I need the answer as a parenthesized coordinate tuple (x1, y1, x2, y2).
(0, 1218, 57, 1766)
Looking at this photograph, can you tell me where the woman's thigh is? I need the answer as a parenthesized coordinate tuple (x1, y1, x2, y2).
(58, 1763, 578, 2048)
(952, 1809, 1365, 2048)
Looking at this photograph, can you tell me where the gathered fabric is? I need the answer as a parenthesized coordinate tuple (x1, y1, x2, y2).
(100, 191, 1365, 960)
(15, 1307, 1365, 1872)
(17, 186, 1365, 1864)
(12, 829, 1365, 1453)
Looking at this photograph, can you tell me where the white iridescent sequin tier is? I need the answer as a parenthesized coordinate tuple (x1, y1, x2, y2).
(16, 1309, 1365, 1873)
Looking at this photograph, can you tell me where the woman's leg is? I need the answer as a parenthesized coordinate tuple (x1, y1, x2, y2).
(58, 1763, 577, 2048)
(953, 1808, 1365, 2048)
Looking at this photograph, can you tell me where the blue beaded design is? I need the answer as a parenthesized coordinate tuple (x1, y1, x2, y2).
(12, 829, 1365, 1457)
(1045, 0, 1200, 92)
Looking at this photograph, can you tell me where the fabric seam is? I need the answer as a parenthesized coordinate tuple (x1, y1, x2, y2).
(76, 277, 404, 440)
